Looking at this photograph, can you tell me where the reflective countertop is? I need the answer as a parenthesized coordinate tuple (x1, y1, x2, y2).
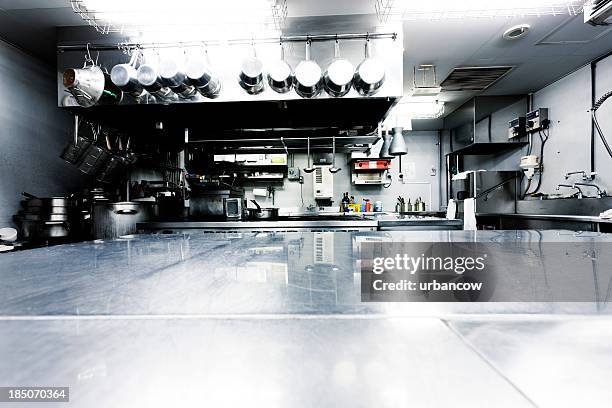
(1, 230, 611, 407)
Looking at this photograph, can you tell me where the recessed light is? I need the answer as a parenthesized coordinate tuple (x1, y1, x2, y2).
(503, 24, 531, 40)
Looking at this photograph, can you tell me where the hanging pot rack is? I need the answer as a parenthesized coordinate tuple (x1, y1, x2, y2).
(56, 32, 398, 53)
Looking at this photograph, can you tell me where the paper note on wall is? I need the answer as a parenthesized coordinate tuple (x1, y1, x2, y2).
(404, 162, 416, 180)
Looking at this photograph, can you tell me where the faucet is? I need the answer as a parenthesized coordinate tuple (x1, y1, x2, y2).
(565, 171, 597, 181)
(556, 183, 584, 199)
(574, 183, 607, 198)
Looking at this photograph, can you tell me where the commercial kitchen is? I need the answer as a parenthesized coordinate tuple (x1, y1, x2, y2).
(1, 1, 612, 407)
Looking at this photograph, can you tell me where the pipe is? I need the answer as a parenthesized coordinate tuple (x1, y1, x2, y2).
(57, 32, 398, 52)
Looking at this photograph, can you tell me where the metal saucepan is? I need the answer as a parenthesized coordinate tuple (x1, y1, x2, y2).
(295, 41, 322, 98)
(136, 64, 177, 102)
(324, 40, 354, 97)
(111, 63, 145, 98)
(63, 65, 105, 108)
(77, 144, 112, 176)
(63, 65, 122, 107)
(22, 193, 75, 208)
(353, 40, 385, 96)
(185, 54, 221, 98)
(239, 46, 265, 95)
(60, 135, 92, 165)
(159, 58, 197, 99)
(20, 220, 71, 240)
(247, 200, 279, 220)
(267, 43, 293, 94)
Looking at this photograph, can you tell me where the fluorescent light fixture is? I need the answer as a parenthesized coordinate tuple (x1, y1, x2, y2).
(75, 0, 284, 40)
(399, 100, 445, 119)
(377, 0, 585, 20)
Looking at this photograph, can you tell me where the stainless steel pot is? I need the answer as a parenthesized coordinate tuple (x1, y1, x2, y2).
(239, 50, 265, 95)
(267, 44, 293, 94)
(111, 63, 145, 98)
(22, 193, 75, 208)
(63, 66, 123, 107)
(76, 144, 112, 176)
(324, 40, 354, 97)
(247, 200, 279, 220)
(185, 56, 221, 98)
(60, 136, 92, 165)
(92, 201, 156, 240)
(159, 59, 197, 99)
(96, 154, 129, 183)
(295, 41, 322, 98)
(20, 220, 71, 240)
(353, 40, 385, 96)
(24, 213, 69, 222)
(136, 64, 177, 102)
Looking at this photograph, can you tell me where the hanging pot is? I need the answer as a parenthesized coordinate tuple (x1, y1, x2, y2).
(353, 40, 385, 96)
(267, 43, 294, 93)
(159, 59, 197, 99)
(295, 41, 322, 98)
(185, 53, 221, 98)
(324, 40, 354, 97)
(111, 64, 145, 98)
(63, 65, 122, 107)
(136, 64, 176, 102)
(239, 46, 265, 95)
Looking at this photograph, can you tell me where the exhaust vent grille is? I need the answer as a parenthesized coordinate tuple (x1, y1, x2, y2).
(440, 66, 513, 92)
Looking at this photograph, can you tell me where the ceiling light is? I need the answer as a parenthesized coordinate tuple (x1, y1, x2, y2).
(383, 100, 445, 129)
(503, 24, 531, 40)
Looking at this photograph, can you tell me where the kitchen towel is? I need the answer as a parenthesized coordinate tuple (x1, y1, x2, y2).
(253, 188, 268, 197)
(463, 198, 477, 231)
(446, 199, 457, 220)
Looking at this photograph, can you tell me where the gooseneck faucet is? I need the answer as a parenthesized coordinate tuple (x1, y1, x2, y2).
(556, 184, 584, 199)
(574, 183, 607, 198)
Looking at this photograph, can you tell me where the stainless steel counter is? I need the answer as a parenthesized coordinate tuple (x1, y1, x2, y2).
(376, 215, 463, 230)
(138, 219, 378, 232)
(137, 215, 462, 232)
(1, 230, 612, 407)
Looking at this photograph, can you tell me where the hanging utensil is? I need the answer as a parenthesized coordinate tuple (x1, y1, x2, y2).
(111, 50, 145, 99)
(324, 39, 354, 97)
(304, 137, 315, 173)
(295, 40, 322, 98)
(268, 42, 294, 94)
(239, 43, 265, 95)
(136, 64, 176, 102)
(329, 135, 341, 173)
(159, 58, 197, 99)
(185, 50, 221, 99)
(353, 39, 385, 96)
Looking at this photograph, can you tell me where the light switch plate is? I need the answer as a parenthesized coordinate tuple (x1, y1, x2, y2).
(288, 167, 301, 181)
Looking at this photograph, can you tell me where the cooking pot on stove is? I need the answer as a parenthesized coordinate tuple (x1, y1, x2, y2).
(246, 200, 279, 220)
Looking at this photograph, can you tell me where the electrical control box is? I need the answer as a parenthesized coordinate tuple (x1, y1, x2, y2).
(287, 167, 301, 181)
(508, 117, 527, 139)
(526, 108, 549, 133)
(313, 165, 333, 199)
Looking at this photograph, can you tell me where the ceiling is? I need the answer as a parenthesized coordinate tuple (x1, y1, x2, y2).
(2, 0, 612, 127)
